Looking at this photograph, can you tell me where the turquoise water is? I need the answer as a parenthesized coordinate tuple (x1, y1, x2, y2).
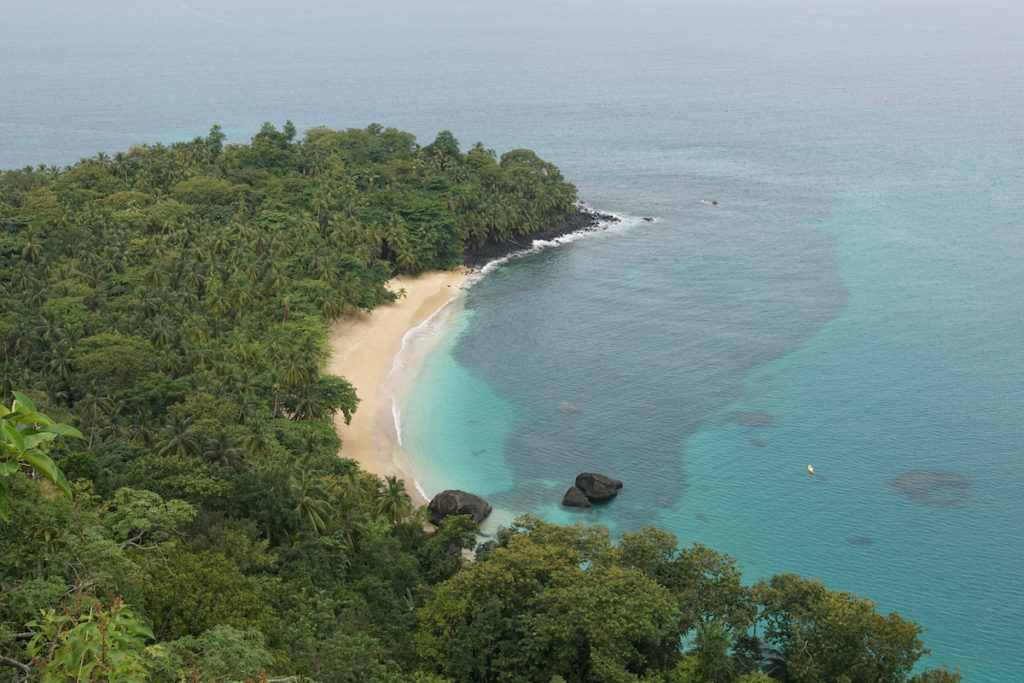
(406, 154, 1024, 678)
(4, 0, 1023, 677)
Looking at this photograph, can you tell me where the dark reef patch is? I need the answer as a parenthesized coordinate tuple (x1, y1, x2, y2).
(891, 470, 971, 507)
(727, 410, 774, 430)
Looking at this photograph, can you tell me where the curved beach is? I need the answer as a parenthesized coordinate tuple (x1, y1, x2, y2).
(326, 267, 471, 505)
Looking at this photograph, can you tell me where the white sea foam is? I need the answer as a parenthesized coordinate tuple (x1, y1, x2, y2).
(478, 207, 638, 274)
(380, 286, 472, 497)
(385, 303, 454, 439)
(392, 401, 403, 447)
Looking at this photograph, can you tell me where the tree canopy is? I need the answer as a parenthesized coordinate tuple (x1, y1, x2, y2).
(0, 124, 957, 681)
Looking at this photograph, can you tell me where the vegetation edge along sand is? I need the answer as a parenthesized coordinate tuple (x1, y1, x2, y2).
(327, 267, 471, 504)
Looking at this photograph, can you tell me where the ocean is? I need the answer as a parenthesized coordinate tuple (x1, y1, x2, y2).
(3, 0, 1022, 677)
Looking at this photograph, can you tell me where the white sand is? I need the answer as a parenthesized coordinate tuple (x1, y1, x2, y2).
(326, 268, 471, 504)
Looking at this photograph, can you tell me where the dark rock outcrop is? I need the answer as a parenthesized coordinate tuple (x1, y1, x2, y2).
(427, 489, 492, 525)
(575, 472, 623, 502)
(561, 486, 593, 508)
(461, 206, 619, 269)
(475, 541, 498, 555)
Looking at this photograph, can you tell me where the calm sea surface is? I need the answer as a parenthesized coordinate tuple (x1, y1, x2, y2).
(4, 1, 1023, 677)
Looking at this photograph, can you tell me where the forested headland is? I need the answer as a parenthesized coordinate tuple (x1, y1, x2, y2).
(1, 124, 957, 681)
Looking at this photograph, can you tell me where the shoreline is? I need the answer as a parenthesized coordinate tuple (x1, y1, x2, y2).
(326, 206, 620, 509)
(461, 205, 620, 269)
(326, 267, 472, 506)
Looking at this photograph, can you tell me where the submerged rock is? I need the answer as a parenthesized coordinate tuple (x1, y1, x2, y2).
(891, 470, 971, 507)
(427, 489, 493, 525)
(726, 410, 774, 429)
(575, 472, 623, 502)
(561, 486, 592, 508)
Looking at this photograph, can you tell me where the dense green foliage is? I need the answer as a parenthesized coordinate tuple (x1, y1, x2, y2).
(0, 125, 957, 681)
(1, 391, 82, 520)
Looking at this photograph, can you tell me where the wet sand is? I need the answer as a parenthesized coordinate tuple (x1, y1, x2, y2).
(326, 268, 471, 504)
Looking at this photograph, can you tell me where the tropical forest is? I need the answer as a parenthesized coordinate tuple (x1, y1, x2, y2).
(0, 123, 958, 681)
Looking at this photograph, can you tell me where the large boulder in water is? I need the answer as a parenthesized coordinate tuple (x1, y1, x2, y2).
(561, 486, 593, 508)
(575, 473, 623, 502)
(428, 489, 493, 525)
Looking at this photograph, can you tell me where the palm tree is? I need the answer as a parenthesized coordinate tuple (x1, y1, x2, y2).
(75, 393, 114, 449)
(279, 357, 316, 389)
(234, 394, 266, 425)
(20, 240, 42, 263)
(11, 267, 32, 292)
(124, 412, 155, 447)
(377, 475, 412, 525)
(687, 621, 741, 682)
(340, 471, 379, 509)
(188, 345, 214, 371)
(202, 428, 244, 472)
(289, 467, 332, 535)
(26, 287, 48, 311)
(227, 282, 255, 314)
(155, 415, 201, 458)
(181, 266, 204, 294)
(318, 294, 349, 323)
(45, 340, 74, 383)
(149, 316, 176, 348)
(205, 285, 229, 315)
(113, 151, 132, 186)
(287, 384, 320, 421)
(311, 194, 330, 226)
(139, 294, 162, 319)
(240, 424, 272, 455)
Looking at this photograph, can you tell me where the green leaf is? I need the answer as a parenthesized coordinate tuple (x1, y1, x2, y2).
(0, 479, 9, 521)
(19, 451, 61, 486)
(51, 468, 72, 499)
(15, 411, 56, 426)
(43, 423, 85, 439)
(22, 432, 56, 451)
(1, 422, 25, 452)
(12, 391, 37, 412)
(76, 660, 98, 680)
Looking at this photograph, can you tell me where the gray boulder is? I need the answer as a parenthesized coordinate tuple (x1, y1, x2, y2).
(428, 489, 492, 526)
(575, 472, 623, 502)
(561, 486, 593, 508)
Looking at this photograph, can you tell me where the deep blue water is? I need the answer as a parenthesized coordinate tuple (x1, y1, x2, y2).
(4, 1, 1023, 677)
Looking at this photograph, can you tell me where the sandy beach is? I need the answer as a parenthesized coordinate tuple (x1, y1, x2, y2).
(326, 267, 472, 505)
